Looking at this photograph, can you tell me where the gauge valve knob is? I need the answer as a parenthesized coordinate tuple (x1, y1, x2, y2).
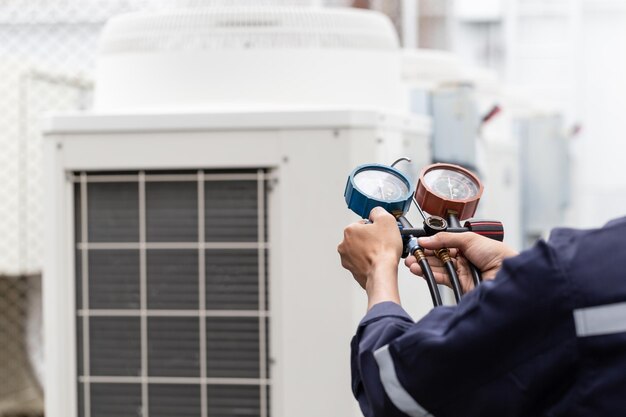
(463, 220, 505, 242)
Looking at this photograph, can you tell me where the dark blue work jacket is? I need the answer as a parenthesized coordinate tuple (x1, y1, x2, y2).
(351, 217, 626, 417)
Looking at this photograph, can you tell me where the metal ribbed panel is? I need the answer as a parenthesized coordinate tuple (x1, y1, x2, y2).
(75, 182, 83, 246)
(90, 383, 141, 417)
(90, 317, 141, 376)
(148, 317, 200, 377)
(77, 381, 85, 417)
(205, 250, 259, 310)
(89, 250, 140, 309)
(207, 385, 261, 417)
(146, 182, 198, 242)
(77, 307, 83, 377)
(147, 250, 198, 310)
(206, 317, 260, 378)
(205, 181, 258, 242)
(87, 182, 139, 243)
(149, 384, 201, 417)
(100, 7, 399, 54)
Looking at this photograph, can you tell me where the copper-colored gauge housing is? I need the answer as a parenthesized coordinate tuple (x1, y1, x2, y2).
(415, 163, 484, 220)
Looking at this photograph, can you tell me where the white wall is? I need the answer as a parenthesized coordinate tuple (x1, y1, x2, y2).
(573, 2, 626, 227)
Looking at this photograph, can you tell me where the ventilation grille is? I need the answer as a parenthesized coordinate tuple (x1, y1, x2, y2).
(99, 7, 399, 54)
(74, 170, 270, 417)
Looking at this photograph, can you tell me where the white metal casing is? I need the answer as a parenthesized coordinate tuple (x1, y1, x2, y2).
(43, 109, 432, 417)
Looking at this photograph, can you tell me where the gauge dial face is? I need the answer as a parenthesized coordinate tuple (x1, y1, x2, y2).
(353, 169, 409, 202)
(423, 168, 479, 201)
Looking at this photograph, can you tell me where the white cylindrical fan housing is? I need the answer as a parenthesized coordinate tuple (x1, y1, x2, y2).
(94, 7, 404, 112)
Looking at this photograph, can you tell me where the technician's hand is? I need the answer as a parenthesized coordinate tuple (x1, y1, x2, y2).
(337, 207, 402, 309)
(405, 232, 518, 291)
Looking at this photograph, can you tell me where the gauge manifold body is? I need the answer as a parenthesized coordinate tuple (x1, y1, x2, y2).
(415, 163, 484, 220)
(345, 164, 413, 219)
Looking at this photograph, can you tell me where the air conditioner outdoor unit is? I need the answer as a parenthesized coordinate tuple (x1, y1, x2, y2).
(43, 5, 432, 417)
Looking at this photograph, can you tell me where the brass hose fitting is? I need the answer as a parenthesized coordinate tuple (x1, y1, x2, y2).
(435, 248, 452, 264)
(413, 248, 427, 262)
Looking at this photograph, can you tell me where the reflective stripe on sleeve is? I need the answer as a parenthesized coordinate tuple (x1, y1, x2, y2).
(574, 301, 626, 337)
(373, 345, 433, 417)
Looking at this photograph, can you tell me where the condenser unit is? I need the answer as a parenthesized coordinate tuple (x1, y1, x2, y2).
(43, 5, 432, 417)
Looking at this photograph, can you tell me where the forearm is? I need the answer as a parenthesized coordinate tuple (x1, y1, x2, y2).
(365, 260, 400, 310)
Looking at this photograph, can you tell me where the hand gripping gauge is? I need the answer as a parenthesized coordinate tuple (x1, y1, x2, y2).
(343, 162, 443, 307)
(342, 161, 504, 308)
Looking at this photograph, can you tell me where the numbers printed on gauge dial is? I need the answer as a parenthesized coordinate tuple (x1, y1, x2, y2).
(423, 168, 479, 201)
(415, 163, 484, 220)
(353, 169, 410, 201)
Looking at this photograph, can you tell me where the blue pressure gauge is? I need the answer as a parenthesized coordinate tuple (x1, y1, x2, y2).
(344, 164, 413, 219)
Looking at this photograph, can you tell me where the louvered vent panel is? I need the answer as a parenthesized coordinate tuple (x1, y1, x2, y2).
(205, 181, 258, 242)
(90, 383, 142, 417)
(75, 170, 270, 417)
(76, 301, 83, 377)
(205, 250, 259, 310)
(90, 317, 141, 376)
(89, 250, 140, 309)
(147, 250, 199, 309)
(149, 384, 201, 417)
(87, 182, 139, 242)
(207, 385, 263, 417)
(148, 317, 200, 377)
(206, 317, 261, 378)
(146, 182, 198, 242)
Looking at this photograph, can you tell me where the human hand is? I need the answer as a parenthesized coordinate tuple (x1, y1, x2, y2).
(404, 232, 518, 292)
(338, 207, 402, 289)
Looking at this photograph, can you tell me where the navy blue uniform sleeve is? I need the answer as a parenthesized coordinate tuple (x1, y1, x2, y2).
(351, 240, 578, 417)
(351, 301, 423, 417)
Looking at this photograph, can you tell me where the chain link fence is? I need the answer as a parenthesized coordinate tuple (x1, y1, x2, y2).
(0, 1, 148, 415)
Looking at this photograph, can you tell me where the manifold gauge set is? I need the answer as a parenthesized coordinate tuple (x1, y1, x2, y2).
(344, 159, 504, 306)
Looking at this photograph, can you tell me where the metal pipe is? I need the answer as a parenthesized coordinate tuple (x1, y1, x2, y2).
(401, 0, 418, 49)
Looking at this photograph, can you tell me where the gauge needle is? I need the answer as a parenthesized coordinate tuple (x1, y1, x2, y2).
(447, 177, 454, 198)
(378, 180, 386, 199)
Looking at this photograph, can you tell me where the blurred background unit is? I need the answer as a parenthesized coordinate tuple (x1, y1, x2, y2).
(402, 49, 479, 170)
(468, 66, 523, 250)
(43, 3, 431, 417)
(516, 110, 570, 247)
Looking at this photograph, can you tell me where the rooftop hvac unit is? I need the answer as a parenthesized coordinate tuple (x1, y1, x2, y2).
(43, 5, 432, 417)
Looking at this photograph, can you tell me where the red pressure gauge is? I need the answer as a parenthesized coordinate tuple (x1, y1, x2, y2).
(415, 163, 484, 220)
